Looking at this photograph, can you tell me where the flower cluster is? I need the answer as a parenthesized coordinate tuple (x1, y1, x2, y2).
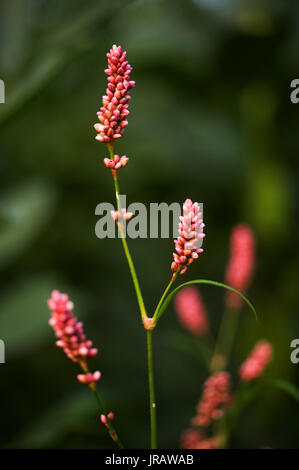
(239, 340, 272, 382)
(181, 429, 219, 449)
(175, 286, 209, 336)
(94, 45, 135, 143)
(192, 372, 231, 427)
(225, 224, 255, 309)
(171, 199, 205, 276)
(48, 290, 100, 384)
(104, 154, 129, 170)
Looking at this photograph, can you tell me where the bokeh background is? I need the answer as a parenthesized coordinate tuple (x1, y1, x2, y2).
(0, 0, 298, 449)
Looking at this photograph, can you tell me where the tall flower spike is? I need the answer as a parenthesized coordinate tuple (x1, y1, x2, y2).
(239, 340, 272, 382)
(225, 224, 255, 310)
(192, 372, 231, 427)
(94, 45, 135, 143)
(48, 290, 99, 384)
(175, 286, 209, 336)
(171, 199, 205, 276)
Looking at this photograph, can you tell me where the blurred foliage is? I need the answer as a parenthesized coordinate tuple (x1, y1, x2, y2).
(0, 0, 298, 449)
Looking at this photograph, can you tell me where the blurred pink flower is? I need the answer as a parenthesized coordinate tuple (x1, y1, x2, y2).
(225, 224, 255, 309)
(171, 199, 205, 276)
(193, 372, 231, 427)
(239, 340, 273, 382)
(94, 45, 135, 143)
(174, 286, 209, 336)
(77, 371, 101, 384)
(181, 429, 219, 449)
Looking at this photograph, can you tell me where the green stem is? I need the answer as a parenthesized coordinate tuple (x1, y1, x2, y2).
(80, 361, 124, 448)
(91, 386, 124, 449)
(147, 330, 157, 449)
(211, 308, 240, 371)
(153, 274, 176, 321)
(107, 143, 147, 320)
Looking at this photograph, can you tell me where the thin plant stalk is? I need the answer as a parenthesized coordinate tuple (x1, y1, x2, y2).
(106, 143, 160, 448)
(79, 360, 124, 448)
(147, 330, 157, 449)
(210, 308, 239, 372)
(153, 275, 177, 321)
(108, 143, 147, 320)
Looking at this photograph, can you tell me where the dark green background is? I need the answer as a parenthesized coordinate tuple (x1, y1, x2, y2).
(0, 0, 298, 448)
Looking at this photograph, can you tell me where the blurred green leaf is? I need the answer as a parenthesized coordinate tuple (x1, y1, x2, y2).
(246, 160, 292, 243)
(274, 380, 299, 403)
(13, 391, 97, 448)
(0, 275, 61, 356)
(0, 180, 56, 269)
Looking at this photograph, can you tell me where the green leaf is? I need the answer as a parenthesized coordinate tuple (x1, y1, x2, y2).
(154, 279, 257, 323)
(274, 379, 299, 402)
(0, 180, 56, 269)
(12, 391, 98, 448)
(0, 275, 63, 357)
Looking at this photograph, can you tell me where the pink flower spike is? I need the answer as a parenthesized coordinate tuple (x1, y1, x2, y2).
(175, 287, 209, 336)
(95, 45, 135, 144)
(171, 199, 205, 275)
(47, 290, 98, 364)
(239, 341, 273, 382)
(225, 224, 255, 310)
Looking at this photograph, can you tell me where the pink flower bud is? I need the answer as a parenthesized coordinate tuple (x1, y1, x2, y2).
(77, 371, 101, 384)
(100, 412, 114, 426)
(103, 154, 129, 170)
(111, 209, 133, 222)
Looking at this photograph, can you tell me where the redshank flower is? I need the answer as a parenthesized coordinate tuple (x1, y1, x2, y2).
(48, 290, 99, 384)
(192, 372, 231, 427)
(174, 286, 209, 336)
(239, 340, 272, 382)
(225, 224, 255, 310)
(94, 45, 135, 144)
(171, 199, 205, 276)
